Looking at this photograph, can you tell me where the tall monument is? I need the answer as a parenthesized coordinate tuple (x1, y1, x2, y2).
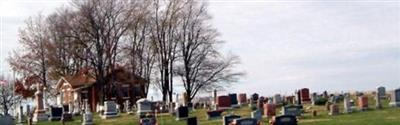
(32, 83, 48, 122)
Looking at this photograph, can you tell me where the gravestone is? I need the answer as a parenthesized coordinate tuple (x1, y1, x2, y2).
(375, 92, 382, 109)
(264, 103, 276, 117)
(343, 95, 352, 113)
(217, 96, 232, 110)
(187, 117, 197, 125)
(229, 93, 239, 108)
(300, 88, 311, 103)
(137, 98, 154, 117)
(101, 101, 119, 119)
(82, 99, 93, 125)
(223, 114, 241, 125)
(389, 88, 400, 107)
(251, 109, 262, 122)
(62, 104, 73, 121)
(48, 106, 63, 121)
(329, 104, 339, 116)
(282, 105, 302, 116)
(238, 93, 247, 106)
(257, 97, 264, 111)
(251, 93, 259, 103)
(73, 101, 81, 115)
(17, 106, 24, 124)
(358, 96, 368, 111)
(285, 96, 295, 104)
(232, 118, 258, 125)
(270, 115, 297, 125)
(0, 115, 14, 125)
(274, 94, 283, 105)
(323, 91, 329, 99)
(206, 110, 224, 120)
(269, 115, 297, 125)
(377, 86, 386, 99)
(296, 90, 302, 105)
(176, 106, 189, 121)
(311, 93, 317, 105)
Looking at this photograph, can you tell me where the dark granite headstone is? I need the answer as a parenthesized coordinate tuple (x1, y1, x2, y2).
(206, 110, 224, 120)
(273, 115, 297, 125)
(229, 93, 239, 106)
(49, 107, 63, 121)
(233, 118, 258, 125)
(187, 117, 197, 125)
(176, 106, 189, 120)
(282, 105, 302, 116)
(223, 114, 241, 125)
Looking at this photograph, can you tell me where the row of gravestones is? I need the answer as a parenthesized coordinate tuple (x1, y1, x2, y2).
(173, 104, 299, 125)
(325, 87, 400, 116)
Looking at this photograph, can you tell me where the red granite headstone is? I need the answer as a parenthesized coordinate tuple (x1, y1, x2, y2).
(217, 96, 231, 109)
(358, 96, 368, 110)
(300, 88, 311, 103)
(238, 93, 247, 105)
(263, 103, 276, 117)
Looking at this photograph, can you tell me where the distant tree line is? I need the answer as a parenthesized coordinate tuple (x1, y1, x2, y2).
(8, 0, 243, 104)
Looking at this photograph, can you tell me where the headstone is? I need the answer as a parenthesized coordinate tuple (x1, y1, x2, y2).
(82, 99, 93, 125)
(137, 98, 154, 117)
(264, 103, 276, 117)
(358, 96, 368, 111)
(62, 105, 73, 121)
(269, 115, 297, 125)
(323, 91, 329, 99)
(282, 105, 302, 116)
(217, 96, 231, 110)
(206, 110, 224, 120)
(101, 101, 119, 119)
(285, 96, 295, 104)
(17, 106, 24, 124)
(343, 95, 352, 113)
(229, 93, 239, 107)
(257, 97, 264, 111)
(187, 117, 198, 125)
(300, 88, 311, 103)
(176, 106, 189, 121)
(238, 93, 247, 106)
(329, 104, 339, 116)
(223, 114, 241, 125)
(377, 86, 386, 99)
(232, 118, 258, 125)
(250, 109, 262, 122)
(251, 93, 259, 103)
(389, 88, 400, 107)
(296, 90, 301, 105)
(311, 93, 317, 105)
(32, 89, 48, 122)
(0, 115, 14, 125)
(375, 92, 382, 109)
(73, 101, 81, 115)
(48, 106, 63, 121)
(273, 94, 283, 105)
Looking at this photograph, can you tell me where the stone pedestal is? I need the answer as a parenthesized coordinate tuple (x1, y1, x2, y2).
(32, 90, 48, 122)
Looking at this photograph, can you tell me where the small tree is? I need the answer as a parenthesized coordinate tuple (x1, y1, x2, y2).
(0, 76, 22, 116)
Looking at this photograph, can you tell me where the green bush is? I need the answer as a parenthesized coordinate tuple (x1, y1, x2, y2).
(314, 98, 328, 105)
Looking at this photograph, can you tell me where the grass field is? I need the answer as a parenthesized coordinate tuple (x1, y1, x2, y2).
(35, 95, 400, 125)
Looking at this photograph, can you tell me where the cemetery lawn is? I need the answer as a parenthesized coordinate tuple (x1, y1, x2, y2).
(36, 97, 400, 125)
(35, 107, 400, 125)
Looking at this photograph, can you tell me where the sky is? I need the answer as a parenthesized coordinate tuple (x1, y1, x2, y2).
(0, 0, 399, 99)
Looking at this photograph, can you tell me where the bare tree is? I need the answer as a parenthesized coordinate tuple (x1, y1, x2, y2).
(175, 0, 243, 103)
(121, 1, 155, 98)
(151, 0, 186, 102)
(0, 76, 22, 116)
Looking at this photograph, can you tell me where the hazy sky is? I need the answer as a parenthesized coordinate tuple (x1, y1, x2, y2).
(1, 0, 399, 98)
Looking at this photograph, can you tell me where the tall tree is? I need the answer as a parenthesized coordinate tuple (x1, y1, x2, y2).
(151, 0, 185, 102)
(176, 0, 243, 103)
